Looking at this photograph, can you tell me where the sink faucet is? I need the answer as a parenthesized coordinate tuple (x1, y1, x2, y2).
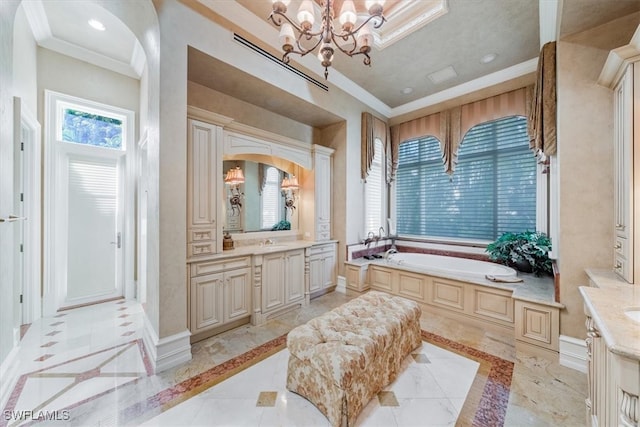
(364, 231, 375, 247)
(378, 226, 385, 240)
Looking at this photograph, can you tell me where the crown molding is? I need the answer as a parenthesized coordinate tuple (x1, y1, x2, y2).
(598, 24, 640, 88)
(21, 0, 52, 42)
(374, 0, 449, 50)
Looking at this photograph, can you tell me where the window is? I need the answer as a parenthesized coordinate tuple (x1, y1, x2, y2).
(60, 108, 124, 150)
(395, 116, 536, 241)
(364, 137, 386, 235)
(261, 166, 282, 229)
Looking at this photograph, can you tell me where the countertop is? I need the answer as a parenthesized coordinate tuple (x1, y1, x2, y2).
(187, 240, 320, 263)
(580, 269, 640, 360)
(345, 257, 562, 308)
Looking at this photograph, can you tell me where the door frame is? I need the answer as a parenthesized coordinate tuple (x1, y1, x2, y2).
(13, 97, 41, 325)
(43, 90, 136, 315)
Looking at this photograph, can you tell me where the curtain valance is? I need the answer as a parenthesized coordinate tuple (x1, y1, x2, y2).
(389, 87, 530, 179)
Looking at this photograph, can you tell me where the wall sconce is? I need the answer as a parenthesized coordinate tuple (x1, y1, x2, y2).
(281, 174, 299, 216)
(225, 166, 245, 216)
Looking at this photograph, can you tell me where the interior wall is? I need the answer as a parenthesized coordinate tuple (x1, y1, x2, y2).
(12, 4, 37, 114)
(37, 48, 140, 137)
(188, 81, 314, 144)
(556, 40, 614, 339)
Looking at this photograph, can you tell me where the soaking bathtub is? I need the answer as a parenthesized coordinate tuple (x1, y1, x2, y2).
(385, 252, 518, 281)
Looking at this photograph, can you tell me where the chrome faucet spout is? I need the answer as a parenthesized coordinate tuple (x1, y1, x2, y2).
(378, 226, 385, 239)
(383, 248, 398, 259)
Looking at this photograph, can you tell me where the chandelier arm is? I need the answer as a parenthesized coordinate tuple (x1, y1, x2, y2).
(330, 32, 358, 57)
(295, 32, 323, 57)
(331, 13, 387, 40)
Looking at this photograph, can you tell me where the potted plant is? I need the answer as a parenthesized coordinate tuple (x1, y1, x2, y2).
(486, 231, 552, 276)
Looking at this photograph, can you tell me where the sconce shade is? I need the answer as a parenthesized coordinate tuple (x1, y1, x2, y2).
(281, 175, 299, 190)
(224, 166, 245, 185)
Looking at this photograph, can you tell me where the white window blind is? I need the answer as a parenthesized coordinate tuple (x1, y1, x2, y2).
(364, 138, 385, 234)
(396, 116, 536, 241)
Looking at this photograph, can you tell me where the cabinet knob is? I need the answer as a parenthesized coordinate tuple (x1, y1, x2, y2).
(616, 223, 625, 230)
(614, 262, 622, 270)
(615, 242, 622, 250)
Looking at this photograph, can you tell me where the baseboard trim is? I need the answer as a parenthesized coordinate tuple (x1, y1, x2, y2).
(559, 335, 587, 373)
(336, 276, 346, 294)
(142, 314, 192, 373)
(0, 345, 20, 410)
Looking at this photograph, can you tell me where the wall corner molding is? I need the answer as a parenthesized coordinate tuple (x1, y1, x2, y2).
(142, 314, 192, 374)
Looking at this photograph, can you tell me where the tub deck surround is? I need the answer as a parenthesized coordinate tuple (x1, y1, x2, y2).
(345, 257, 561, 308)
(345, 254, 563, 359)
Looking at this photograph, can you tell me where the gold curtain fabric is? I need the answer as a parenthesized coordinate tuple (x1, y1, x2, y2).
(361, 112, 391, 182)
(389, 87, 530, 177)
(528, 41, 557, 156)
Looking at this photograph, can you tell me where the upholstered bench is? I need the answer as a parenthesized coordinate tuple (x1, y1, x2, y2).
(286, 291, 422, 427)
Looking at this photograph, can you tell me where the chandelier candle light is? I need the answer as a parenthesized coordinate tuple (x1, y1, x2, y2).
(268, 0, 387, 79)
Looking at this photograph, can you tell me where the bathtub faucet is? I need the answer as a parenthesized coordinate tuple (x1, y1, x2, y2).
(384, 248, 398, 259)
(364, 231, 376, 247)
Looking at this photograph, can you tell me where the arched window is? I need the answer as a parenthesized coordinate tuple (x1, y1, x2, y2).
(395, 115, 535, 241)
(261, 166, 282, 229)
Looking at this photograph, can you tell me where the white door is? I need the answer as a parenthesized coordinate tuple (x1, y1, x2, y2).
(44, 91, 134, 314)
(65, 154, 123, 305)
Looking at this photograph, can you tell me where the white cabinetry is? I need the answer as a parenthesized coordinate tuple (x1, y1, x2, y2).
(255, 248, 306, 325)
(309, 242, 337, 298)
(613, 64, 636, 282)
(599, 30, 640, 283)
(188, 256, 251, 342)
(301, 145, 334, 241)
(187, 119, 222, 257)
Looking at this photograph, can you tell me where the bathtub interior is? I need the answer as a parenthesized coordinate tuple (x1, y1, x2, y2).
(386, 252, 518, 280)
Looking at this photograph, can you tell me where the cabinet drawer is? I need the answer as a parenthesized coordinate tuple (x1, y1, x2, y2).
(190, 229, 213, 242)
(316, 231, 330, 241)
(614, 254, 630, 281)
(614, 237, 629, 257)
(309, 243, 336, 256)
(189, 242, 214, 257)
(191, 256, 251, 277)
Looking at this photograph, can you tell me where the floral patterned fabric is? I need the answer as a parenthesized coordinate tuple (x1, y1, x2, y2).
(286, 291, 422, 427)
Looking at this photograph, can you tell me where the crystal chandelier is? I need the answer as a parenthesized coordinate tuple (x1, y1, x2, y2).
(268, 0, 387, 79)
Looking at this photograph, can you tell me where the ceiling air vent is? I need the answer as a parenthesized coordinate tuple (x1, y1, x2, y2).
(233, 33, 329, 92)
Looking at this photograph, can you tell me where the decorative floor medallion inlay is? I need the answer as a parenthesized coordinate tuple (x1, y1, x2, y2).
(34, 354, 54, 362)
(40, 342, 58, 348)
(119, 322, 132, 327)
(121, 331, 135, 337)
(49, 322, 64, 327)
(53, 314, 67, 318)
(117, 307, 127, 311)
(377, 391, 400, 406)
(45, 331, 61, 337)
(256, 391, 278, 407)
(118, 314, 129, 318)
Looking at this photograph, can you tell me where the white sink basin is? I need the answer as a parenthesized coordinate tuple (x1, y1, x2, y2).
(624, 308, 640, 323)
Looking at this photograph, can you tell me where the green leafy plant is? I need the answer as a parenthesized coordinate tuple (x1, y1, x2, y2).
(271, 220, 291, 231)
(486, 231, 552, 276)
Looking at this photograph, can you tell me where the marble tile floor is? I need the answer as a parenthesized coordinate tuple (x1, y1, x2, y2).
(1, 290, 587, 426)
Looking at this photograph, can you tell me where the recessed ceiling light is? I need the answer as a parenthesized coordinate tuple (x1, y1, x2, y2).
(88, 19, 106, 31)
(402, 87, 413, 94)
(480, 53, 497, 64)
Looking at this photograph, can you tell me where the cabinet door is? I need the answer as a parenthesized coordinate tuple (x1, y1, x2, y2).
(315, 153, 331, 223)
(286, 249, 305, 303)
(225, 267, 251, 321)
(309, 256, 323, 293)
(191, 273, 224, 332)
(262, 252, 285, 311)
(321, 252, 336, 289)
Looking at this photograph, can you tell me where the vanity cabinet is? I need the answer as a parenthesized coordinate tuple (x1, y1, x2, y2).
(613, 63, 636, 282)
(187, 119, 223, 257)
(188, 256, 251, 342)
(309, 242, 337, 298)
(600, 32, 640, 283)
(314, 147, 333, 241)
(256, 248, 306, 324)
(584, 313, 639, 427)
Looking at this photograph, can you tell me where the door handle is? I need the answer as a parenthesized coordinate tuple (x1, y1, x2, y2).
(110, 232, 122, 248)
